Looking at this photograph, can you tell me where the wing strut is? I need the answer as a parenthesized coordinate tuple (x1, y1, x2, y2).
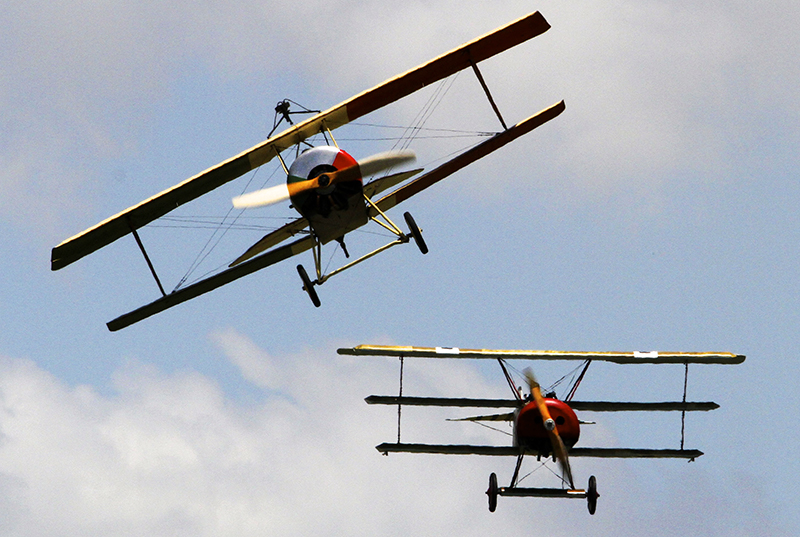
(470, 59, 507, 130)
(128, 219, 166, 297)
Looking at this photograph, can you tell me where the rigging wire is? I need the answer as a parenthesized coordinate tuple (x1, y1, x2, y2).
(166, 75, 470, 289)
(516, 461, 549, 485)
(173, 162, 281, 290)
(391, 73, 459, 153)
(468, 420, 513, 437)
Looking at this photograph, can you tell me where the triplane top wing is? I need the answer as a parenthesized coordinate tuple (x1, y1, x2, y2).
(51, 11, 552, 272)
(338, 344, 746, 364)
(345, 342, 744, 514)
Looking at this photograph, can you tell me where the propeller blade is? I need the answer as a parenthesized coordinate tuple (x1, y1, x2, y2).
(550, 429, 575, 489)
(232, 150, 416, 209)
(524, 368, 575, 489)
(232, 183, 291, 208)
(357, 149, 416, 177)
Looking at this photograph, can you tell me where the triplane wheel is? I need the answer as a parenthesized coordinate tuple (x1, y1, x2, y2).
(587, 475, 599, 515)
(296, 264, 321, 307)
(403, 212, 428, 254)
(486, 472, 499, 512)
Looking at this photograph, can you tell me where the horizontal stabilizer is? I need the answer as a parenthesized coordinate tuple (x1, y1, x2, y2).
(375, 443, 703, 459)
(229, 217, 309, 267)
(340, 345, 745, 365)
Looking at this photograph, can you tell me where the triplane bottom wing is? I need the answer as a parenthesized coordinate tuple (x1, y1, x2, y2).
(375, 443, 704, 459)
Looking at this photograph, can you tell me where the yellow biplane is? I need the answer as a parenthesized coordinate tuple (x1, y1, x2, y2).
(51, 12, 564, 331)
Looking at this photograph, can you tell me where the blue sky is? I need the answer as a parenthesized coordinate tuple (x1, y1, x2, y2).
(2, 1, 798, 535)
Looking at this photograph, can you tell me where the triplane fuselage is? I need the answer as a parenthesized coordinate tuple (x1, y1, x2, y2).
(339, 344, 745, 515)
(515, 397, 580, 453)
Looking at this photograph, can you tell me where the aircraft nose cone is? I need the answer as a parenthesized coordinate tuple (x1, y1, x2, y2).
(318, 174, 330, 187)
(544, 418, 555, 431)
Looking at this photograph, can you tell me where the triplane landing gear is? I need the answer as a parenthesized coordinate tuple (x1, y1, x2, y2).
(296, 210, 428, 307)
(487, 472, 599, 515)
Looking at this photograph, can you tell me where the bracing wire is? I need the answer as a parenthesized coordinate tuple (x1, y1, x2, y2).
(173, 162, 282, 290)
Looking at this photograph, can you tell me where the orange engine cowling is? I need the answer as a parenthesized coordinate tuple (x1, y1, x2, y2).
(514, 398, 580, 453)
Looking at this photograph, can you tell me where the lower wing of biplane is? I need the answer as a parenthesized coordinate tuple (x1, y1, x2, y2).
(49, 10, 565, 331)
(339, 344, 745, 514)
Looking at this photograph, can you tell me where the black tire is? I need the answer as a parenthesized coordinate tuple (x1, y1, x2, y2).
(587, 475, 598, 515)
(297, 264, 321, 307)
(486, 472, 498, 513)
(403, 211, 428, 254)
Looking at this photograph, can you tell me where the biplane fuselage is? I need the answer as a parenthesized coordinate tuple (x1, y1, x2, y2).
(514, 398, 580, 453)
(287, 145, 368, 244)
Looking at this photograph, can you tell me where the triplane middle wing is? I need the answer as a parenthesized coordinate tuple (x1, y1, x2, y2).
(50, 11, 565, 331)
(338, 343, 745, 514)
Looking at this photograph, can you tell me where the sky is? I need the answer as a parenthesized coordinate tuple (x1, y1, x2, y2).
(2, 0, 799, 535)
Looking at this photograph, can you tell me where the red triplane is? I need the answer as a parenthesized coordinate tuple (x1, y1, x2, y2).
(338, 344, 745, 514)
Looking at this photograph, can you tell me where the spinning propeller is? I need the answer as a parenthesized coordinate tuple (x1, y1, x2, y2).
(233, 149, 416, 209)
(524, 368, 575, 489)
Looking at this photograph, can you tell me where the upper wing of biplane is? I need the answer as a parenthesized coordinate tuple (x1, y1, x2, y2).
(338, 344, 746, 365)
(51, 11, 552, 272)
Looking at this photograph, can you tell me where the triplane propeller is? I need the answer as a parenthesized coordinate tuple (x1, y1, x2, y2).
(338, 344, 745, 514)
(49, 11, 565, 331)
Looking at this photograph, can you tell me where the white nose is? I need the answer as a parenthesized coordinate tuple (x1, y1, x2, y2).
(544, 418, 555, 431)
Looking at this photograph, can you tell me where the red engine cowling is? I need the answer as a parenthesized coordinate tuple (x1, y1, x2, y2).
(514, 398, 580, 453)
(287, 145, 361, 219)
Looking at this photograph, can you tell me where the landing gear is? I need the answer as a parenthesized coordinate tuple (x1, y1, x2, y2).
(486, 472, 498, 512)
(297, 264, 321, 307)
(404, 212, 428, 254)
(587, 475, 599, 515)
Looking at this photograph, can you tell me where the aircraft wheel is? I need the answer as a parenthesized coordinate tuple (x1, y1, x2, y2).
(297, 264, 321, 307)
(587, 475, 598, 515)
(403, 212, 428, 254)
(486, 472, 498, 513)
